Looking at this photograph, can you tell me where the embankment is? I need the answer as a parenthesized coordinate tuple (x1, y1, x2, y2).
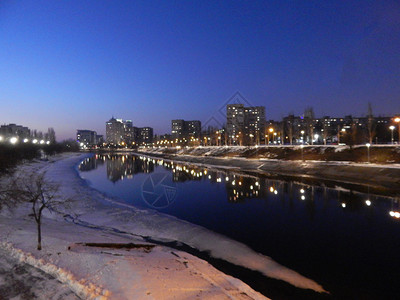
(136, 146, 400, 194)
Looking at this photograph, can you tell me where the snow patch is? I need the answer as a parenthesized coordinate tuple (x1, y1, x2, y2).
(0, 241, 110, 299)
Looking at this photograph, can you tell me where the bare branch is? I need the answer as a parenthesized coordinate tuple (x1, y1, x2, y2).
(1, 170, 71, 250)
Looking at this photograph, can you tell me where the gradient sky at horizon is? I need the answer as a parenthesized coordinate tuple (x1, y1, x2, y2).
(1, 0, 400, 140)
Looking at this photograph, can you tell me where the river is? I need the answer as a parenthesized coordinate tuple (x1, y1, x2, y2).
(78, 153, 400, 299)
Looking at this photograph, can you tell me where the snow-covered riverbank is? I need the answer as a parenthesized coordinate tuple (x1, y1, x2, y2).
(137, 147, 400, 193)
(0, 153, 327, 299)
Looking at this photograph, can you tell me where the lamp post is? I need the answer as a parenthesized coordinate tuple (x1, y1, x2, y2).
(389, 125, 395, 145)
(268, 128, 274, 145)
(314, 134, 319, 144)
(395, 117, 400, 144)
(366, 143, 371, 163)
(249, 133, 254, 146)
(301, 130, 305, 161)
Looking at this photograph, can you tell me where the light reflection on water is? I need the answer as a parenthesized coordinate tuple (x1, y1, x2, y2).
(79, 154, 400, 299)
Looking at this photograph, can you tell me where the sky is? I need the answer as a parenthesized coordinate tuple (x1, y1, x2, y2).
(1, 0, 400, 140)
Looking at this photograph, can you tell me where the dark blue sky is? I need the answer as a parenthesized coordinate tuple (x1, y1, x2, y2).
(1, 0, 400, 140)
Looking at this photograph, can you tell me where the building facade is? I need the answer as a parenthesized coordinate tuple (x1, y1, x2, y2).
(244, 106, 265, 145)
(0, 124, 30, 138)
(106, 117, 153, 146)
(226, 104, 244, 145)
(77, 130, 98, 146)
(226, 104, 265, 145)
(106, 118, 125, 144)
(186, 120, 201, 139)
(171, 119, 201, 140)
(137, 127, 153, 145)
(171, 119, 185, 139)
(279, 114, 396, 145)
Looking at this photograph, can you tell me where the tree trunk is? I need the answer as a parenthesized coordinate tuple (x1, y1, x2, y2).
(310, 127, 314, 145)
(37, 219, 42, 250)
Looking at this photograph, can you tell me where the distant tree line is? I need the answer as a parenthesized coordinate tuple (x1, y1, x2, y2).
(0, 139, 79, 174)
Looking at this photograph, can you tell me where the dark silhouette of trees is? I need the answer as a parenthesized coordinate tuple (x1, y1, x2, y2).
(0, 141, 79, 174)
(322, 120, 329, 145)
(304, 107, 315, 145)
(0, 144, 40, 173)
(283, 115, 294, 145)
(47, 128, 56, 143)
(367, 103, 376, 144)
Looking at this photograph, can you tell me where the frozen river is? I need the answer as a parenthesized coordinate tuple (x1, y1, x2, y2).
(79, 153, 400, 299)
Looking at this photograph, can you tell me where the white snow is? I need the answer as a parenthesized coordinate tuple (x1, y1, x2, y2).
(139, 145, 400, 169)
(0, 153, 329, 299)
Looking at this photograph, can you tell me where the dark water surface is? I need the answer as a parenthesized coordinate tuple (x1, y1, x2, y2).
(78, 154, 400, 299)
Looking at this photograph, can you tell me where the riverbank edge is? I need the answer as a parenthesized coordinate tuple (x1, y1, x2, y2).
(134, 151, 400, 194)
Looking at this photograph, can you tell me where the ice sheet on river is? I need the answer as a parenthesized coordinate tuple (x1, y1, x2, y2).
(47, 154, 327, 293)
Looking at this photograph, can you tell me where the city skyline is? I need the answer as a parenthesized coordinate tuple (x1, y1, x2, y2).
(1, 1, 400, 140)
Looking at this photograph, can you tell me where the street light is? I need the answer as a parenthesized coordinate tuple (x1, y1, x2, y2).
(366, 143, 371, 163)
(314, 134, 319, 144)
(301, 130, 305, 161)
(10, 137, 18, 144)
(267, 128, 274, 145)
(389, 125, 395, 145)
(395, 117, 400, 144)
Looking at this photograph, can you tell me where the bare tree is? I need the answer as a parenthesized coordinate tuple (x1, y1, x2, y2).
(7, 171, 67, 250)
(283, 115, 294, 145)
(367, 102, 375, 144)
(278, 122, 284, 145)
(223, 128, 228, 146)
(304, 107, 315, 145)
(0, 185, 13, 212)
(322, 120, 329, 145)
(47, 127, 56, 143)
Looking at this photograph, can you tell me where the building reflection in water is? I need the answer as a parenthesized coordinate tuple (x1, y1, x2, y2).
(79, 154, 154, 183)
(78, 154, 105, 171)
(80, 154, 400, 219)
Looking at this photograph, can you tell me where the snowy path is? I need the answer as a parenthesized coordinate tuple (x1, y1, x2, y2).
(0, 247, 79, 300)
(1, 214, 267, 300)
